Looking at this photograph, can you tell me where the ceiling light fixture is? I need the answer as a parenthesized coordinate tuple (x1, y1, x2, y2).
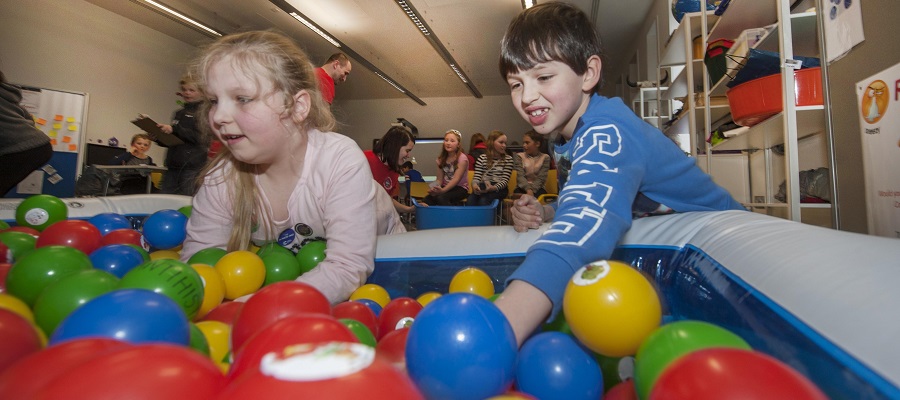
(134, 0, 223, 38)
(521, 0, 537, 9)
(270, 0, 426, 106)
(394, 0, 482, 99)
(288, 12, 341, 48)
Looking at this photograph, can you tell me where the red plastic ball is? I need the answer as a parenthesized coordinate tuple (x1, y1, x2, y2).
(375, 326, 410, 369)
(201, 301, 244, 326)
(35, 220, 102, 255)
(0, 309, 43, 374)
(228, 314, 358, 379)
(333, 301, 379, 339)
(1, 226, 40, 237)
(231, 281, 330, 353)
(377, 297, 422, 340)
(101, 228, 144, 248)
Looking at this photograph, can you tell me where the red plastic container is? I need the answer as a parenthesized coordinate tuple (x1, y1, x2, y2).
(726, 67, 823, 127)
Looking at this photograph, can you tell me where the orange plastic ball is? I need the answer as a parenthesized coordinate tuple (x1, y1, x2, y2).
(563, 260, 661, 357)
(448, 267, 495, 298)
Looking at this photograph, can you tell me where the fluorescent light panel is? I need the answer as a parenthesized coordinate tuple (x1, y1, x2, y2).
(522, 0, 537, 9)
(288, 12, 341, 48)
(137, 0, 222, 37)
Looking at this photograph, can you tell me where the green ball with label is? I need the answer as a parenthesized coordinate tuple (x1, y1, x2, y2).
(118, 258, 204, 319)
(15, 194, 68, 231)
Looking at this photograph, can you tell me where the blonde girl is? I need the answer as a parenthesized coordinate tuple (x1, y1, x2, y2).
(423, 129, 469, 205)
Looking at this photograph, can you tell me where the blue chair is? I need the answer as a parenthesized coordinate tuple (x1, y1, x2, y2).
(412, 199, 498, 230)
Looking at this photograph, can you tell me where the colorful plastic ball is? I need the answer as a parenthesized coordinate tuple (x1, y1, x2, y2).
(50, 289, 190, 346)
(33, 269, 119, 336)
(141, 209, 188, 250)
(295, 240, 326, 274)
(188, 322, 211, 357)
(149, 249, 180, 260)
(6, 245, 93, 307)
(33, 344, 227, 400)
(0, 231, 37, 263)
(634, 320, 751, 399)
(350, 283, 391, 308)
(0, 338, 130, 399)
(0, 308, 43, 373)
(35, 220, 102, 255)
(89, 244, 145, 278)
(200, 300, 244, 326)
(228, 314, 358, 379)
(2, 226, 40, 237)
(355, 298, 383, 317)
(340, 318, 377, 347)
(177, 205, 193, 217)
(563, 260, 661, 357)
(15, 194, 67, 231)
(87, 212, 131, 235)
(214, 250, 266, 300)
(101, 228, 143, 247)
(377, 297, 423, 340)
(416, 291, 442, 307)
(0, 263, 10, 292)
(605, 379, 638, 400)
(406, 293, 517, 400)
(257, 243, 302, 285)
(188, 246, 227, 266)
(118, 259, 204, 319)
(449, 266, 495, 298)
(220, 342, 422, 400)
(0, 220, 8, 230)
(597, 353, 635, 393)
(0, 293, 33, 323)
(332, 300, 379, 339)
(515, 331, 603, 400)
(191, 264, 225, 320)
(375, 326, 410, 367)
(649, 348, 827, 400)
(196, 320, 232, 372)
(231, 281, 331, 353)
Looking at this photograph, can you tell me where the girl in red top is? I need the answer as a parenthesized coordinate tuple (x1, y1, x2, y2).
(365, 126, 416, 214)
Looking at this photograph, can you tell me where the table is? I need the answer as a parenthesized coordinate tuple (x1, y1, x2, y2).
(93, 165, 167, 195)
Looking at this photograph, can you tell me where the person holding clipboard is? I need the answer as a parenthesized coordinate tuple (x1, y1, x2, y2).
(151, 75, 209, 195)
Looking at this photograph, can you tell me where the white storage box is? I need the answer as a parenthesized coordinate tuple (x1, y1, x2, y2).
(725, 26, 773, 74)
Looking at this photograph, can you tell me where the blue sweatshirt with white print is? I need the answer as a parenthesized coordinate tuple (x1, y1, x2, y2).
(507, 94, 744, 319)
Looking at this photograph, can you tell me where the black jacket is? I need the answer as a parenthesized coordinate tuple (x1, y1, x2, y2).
(159, 101, 207, 169)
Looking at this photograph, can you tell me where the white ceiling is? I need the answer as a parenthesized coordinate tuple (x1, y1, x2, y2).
(86, 0, 656, 104)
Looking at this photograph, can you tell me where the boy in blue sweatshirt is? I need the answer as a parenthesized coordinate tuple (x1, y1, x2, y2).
(495, 2, 745, 346)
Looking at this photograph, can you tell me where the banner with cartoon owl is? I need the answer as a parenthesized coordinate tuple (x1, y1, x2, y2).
(857, 61, 900, 238)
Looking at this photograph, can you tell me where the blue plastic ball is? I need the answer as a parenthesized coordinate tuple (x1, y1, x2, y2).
(354, 298, 383, 317)
(89, 244, 146, 278)
(405, 293, 517, 400)
(88, 212, 131, 236)
(671, 0, 716, 22)
(516, 331, 604, 400)
(141, 209, 188, 250)
(49, 288, 190, 346)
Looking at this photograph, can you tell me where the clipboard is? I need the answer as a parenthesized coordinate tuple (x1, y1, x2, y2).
(131, 116, 184, 146)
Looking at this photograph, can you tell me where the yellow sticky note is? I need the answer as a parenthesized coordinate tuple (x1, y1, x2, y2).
(68, 125, 77, 131)
(68, 144, 77, 151)
(53, 123, 61, 130)
(62, 136, 71, 143)
(54, 115, 63, 121)
(48, 130, 58, 138)
(36, 118, 46, 126)
(66, 117, 75, 123)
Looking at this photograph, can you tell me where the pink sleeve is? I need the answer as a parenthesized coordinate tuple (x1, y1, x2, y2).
(180, 170, 233, 262)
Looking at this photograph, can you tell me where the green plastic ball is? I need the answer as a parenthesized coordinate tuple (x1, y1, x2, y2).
(0, 231, 38, 262)
(177, 205, 193, 218)
(258, 244, 301, 286)
(118, 259, 205, 319)
(15, 194, 68, 231)
(33, 269, 119, 336)
(188, 247, 228, 266)
(295, 240, 326, 274)
(6, 245, 93, 307)
(189, 322, 211, 357)
(339, 318, 377, 347)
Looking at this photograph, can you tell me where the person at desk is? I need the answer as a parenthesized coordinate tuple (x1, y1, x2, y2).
(106, 133, 158, 194)
(155, 76, 208, 195)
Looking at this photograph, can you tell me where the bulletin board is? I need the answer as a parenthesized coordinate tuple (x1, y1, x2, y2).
(4, 85, 89, 198)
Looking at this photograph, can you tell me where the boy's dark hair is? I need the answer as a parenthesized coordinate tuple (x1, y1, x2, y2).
(374, 126, 415, 173)
(499, 2, 604, 93)
(401, 161, 414, 170)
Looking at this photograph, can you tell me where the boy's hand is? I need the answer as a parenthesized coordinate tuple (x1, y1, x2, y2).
(511, 195, 543, 232)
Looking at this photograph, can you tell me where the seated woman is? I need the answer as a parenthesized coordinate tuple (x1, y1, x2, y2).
(423, 129, 469, 206)
(512, 130, 550, 199)
(107, 133, 157, 194)
(467, 130, 513, 206)
(365, 126, 416, 214)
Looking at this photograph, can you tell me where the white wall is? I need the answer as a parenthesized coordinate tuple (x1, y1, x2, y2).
(335, 95, 532, 177)
(0, 0, 198, 163)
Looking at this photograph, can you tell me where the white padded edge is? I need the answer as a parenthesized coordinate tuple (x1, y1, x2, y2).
(0, 194, 192, 221)
(375, 224, 548, 259)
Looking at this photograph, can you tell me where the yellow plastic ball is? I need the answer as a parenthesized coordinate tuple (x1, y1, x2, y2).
(195, 320, 231, 371)
(448, 267, 495, 298)
(349, 283, 391, 308)
(416, 291, 442, 307)
(149, 249, 181, 260)
(563, 260, 661, 357)
(191, 264, 226, 320)
(214, 250, 266, 300)
(0, 293, 35, 323)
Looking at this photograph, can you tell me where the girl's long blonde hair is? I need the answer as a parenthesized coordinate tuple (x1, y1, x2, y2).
(191, 30, 336, 251)
(483, 130, 507, 168)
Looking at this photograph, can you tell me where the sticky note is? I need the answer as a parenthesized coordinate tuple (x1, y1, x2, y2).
(50, 139, 57, 145)
(53, 123, 61, 129)
(66, 117, 75, 123)
(68, 125, 77, 131)
(36, 118, 47, 125)
(48, 131, 58, 138)
(62, 136, 71, 143)
(68, 144, 77, 151)
(54, 115, 63, 121)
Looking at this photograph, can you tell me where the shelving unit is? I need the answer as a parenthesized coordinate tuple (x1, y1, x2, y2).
(660, 0, 835, 227)
(631, 86, 672, 129)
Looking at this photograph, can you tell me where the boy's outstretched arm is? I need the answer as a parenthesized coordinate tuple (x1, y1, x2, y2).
(494, 280, 552, 347)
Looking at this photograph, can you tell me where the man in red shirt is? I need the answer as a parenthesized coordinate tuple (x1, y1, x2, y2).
(316, 53, 352, 105)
